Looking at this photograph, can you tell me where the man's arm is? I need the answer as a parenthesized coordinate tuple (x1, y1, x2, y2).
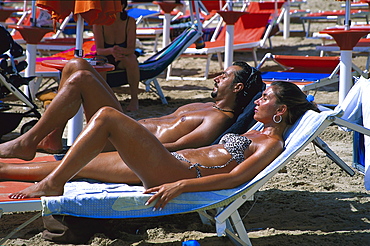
(163, 114, 233, 151)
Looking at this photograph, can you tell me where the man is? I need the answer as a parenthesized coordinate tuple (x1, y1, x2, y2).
(0, 58, 263, 160)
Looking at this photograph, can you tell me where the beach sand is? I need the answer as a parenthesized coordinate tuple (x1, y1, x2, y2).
(1, 0, 370, 245)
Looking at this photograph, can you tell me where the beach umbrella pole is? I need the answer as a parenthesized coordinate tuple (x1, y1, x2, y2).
(23, 0, 37, 101)
(339, 50, 352, 103)
(217, 11, 245, 70)
(24, 44, 37, 99)
(163, 13, 171, 48)
(67, 14, 84, 146)
(154, 1, 182, 49)
(224, 24, 233, 69)
(283, 0, 290, 39)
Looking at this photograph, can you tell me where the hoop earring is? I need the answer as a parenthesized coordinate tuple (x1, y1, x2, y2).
(273, 115, 282, 124)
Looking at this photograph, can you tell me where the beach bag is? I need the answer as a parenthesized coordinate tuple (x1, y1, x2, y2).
(42, 215, 108, 244)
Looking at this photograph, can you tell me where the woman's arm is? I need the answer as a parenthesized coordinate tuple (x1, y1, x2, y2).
(145, 136, 284, 210)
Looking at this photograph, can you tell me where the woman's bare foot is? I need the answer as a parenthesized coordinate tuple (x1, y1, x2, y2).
(8, 179, 64, 199)
(0, 139, 37, 161)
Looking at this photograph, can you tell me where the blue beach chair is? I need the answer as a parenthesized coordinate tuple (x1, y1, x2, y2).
(106, 25, 202, 104)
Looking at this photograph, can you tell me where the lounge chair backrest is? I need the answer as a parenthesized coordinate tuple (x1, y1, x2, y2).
(139, 25, 201, 79)
(216, 12, 272, 42)
(106, 25, 202, 86)
(247, 1, 285, 14)
(246, 109, 337, 187)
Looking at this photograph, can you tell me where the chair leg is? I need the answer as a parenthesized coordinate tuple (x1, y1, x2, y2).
(0, 212, 42, 245)
(142, 78, 168, 104)
(252, 48, 258, 67)
(229, 210, 252, 246)
(199, 209, 252, 246)
(166, 63, 173, 81)
(313, 137, 355, 176)
(217, 52, 223, 70)
(204, 54, 212, 80)
(197, 210, 213, 226)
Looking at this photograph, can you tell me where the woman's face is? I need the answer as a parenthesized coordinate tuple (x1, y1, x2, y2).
(253, 86, 280, 123)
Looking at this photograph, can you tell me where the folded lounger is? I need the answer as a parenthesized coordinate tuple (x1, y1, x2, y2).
(337, 76, 370, 188)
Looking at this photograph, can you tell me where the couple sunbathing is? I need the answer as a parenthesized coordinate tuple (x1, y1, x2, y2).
(0, 58, 319, 210)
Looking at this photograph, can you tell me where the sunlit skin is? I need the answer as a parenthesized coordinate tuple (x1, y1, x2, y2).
(0, 59, 243, 162)
(140, 67, 241, 150)
(0, 61, 254, 187)
(8, 86, 288, 212)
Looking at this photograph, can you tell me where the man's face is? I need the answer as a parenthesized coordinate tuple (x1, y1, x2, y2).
(211, 65, 241, 98)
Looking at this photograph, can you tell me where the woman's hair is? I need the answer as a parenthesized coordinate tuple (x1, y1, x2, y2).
(121, 0, 127, 7)
(270, 81, 320, 125)
(232, 61, 264, 116)
(120, 0, 128, 20)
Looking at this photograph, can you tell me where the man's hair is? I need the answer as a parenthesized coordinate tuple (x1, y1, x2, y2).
(232, 61, 264, 116)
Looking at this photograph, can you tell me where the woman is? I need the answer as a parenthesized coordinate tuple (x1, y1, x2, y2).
(9, 82, 319, 210)
(93, 0, 140, 111)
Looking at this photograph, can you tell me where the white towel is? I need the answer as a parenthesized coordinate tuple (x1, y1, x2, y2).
(337, 76, 370, 190)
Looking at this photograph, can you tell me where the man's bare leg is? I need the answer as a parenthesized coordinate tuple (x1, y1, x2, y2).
(0, 58, 122, 160)
(8, 107, 191, 199)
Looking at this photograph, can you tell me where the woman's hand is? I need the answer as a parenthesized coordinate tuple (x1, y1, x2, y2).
(144, 181, 184, 211)
(112, 45, 126, 61)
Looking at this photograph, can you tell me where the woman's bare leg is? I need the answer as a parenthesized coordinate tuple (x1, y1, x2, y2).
(117, 54, 139, 112)
(9, 107, 192, 199)
(0, 152, 141, 183)
(0, 58, 122, 160)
